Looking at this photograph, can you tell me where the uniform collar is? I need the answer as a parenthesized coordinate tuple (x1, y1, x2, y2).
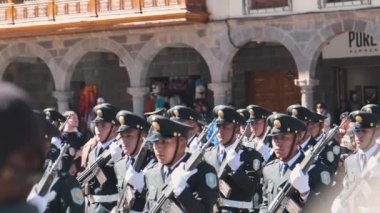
(282, 151, 302, 169)
(301, 135, 312, 149)
(358, 143, 380, 160)
(100, 137, 115, 149)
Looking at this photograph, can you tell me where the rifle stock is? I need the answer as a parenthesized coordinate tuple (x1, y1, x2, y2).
(267, 125, 339, 213)
(148, 130, 218, 213)
(36, 143, 69, 196)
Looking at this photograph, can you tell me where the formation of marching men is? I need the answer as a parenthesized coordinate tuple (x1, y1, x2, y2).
(23, 101, 380, 213)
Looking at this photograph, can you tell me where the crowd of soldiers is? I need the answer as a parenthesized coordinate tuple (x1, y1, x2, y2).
(0, 81, 380, 213)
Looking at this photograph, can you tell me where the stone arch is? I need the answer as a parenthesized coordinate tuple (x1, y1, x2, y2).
(0, 43, 58, 87)
(219, 26, 306, 82)
(307, 19, 376, 78)
(60, 37, 133, 90)
(134, 32, 217, 86)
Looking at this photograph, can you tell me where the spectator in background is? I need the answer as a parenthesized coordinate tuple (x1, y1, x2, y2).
(316, 102, 331, 132)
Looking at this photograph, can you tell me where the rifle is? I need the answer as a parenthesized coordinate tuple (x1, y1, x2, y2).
(35, 143, 69, 196)
(148, 130, 218, 213)
(216, 124, 249, 197)
(335, 148, 380, 209)
(267, 125, 339, 213)
(77, 137, 119, 186)
(114, 138, 153, 213)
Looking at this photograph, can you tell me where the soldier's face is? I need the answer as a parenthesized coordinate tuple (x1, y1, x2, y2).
(120, 129, 141, 156)
(94, 121, 113, 142)
(354, 128, 376, 151)
(250, 119, 265, 137)
(272, 133, 299, 160)
(153, 137, 186, 165)
(309, 122, 321, 138)
(217, 123, 239, 146)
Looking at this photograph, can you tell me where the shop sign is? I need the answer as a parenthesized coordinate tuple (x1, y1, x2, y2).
(322, 32, 379, 59)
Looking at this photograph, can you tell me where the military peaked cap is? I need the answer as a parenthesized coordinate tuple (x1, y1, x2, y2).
(116, 110, 150, 133)
(286, 104, 318, 123)
(43, 108, 66, 123)
(168, 105, 202, 123)
(349, 111, 380, 130)
(361, 104, 380, 117)
(237, 109, 250, 122)
(213, 105, 246, 126)
(246, 105, 272, 122)
(147, 115, 192, 142)
(267, 113, 307, 136)
(93, 103, 119, 124)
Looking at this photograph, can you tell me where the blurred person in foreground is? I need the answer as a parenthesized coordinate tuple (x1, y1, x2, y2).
(0, 82, 44, 213)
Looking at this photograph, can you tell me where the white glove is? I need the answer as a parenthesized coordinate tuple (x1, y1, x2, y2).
(331, 197, 347, 213)
(226, 149, 243, 171)
(124, 167, 145, 193)
(27, 185, 57, 213)
(257, 143, 271, 162)
(109, 143, 123, 162)
(289, 164, 310, 194)
(171, 162, 197, 196)
(189, 141, 202, 153)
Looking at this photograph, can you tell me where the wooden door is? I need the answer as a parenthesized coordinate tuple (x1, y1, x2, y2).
(247, 70, 301, 113)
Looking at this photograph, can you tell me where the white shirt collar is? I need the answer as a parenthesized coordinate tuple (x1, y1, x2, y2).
(100, 138, 115, 149)
(301, 136, 312, 149)
(166, 153, 187, 171)
(282, 151, 302, 168)
(358, 143, 379, 160)
(188, 134, 197, 145)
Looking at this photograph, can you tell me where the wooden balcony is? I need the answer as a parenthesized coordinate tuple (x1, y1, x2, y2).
(0, 0, 208, 39)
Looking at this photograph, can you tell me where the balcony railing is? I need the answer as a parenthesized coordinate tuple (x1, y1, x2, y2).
(319, 0, 371, 8)
(244, 0, 292, 14)
(0, 0, 192, 25)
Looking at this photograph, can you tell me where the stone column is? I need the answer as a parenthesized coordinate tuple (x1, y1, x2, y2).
(127, 87, 149, 116)
(294, 78, 319, 110)
(52, 90, 73, 113)
(208, 82, 231, 106)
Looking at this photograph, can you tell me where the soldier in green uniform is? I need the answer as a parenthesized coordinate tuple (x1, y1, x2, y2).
(85, 103, 121, 213)
(124, 115, 219, 212)
(287, 105, 338, 173)
(113, 110, 155, 212)
(260, 113, 333, 213)
(245, 105, 273, 163)
(44, 154, 85, 213)
(167, 105, 204, 153)
(331, 111, 380, 212)
(0, 82, 44, 213)
(310, 112, 341, 173)
(204, 105, 264, 212)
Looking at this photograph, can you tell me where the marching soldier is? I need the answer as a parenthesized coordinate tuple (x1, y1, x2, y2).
(287, 105, 339, 172)
(44, 154, 85, 213)
(245, 105, 273, 162)
(260, 113, 333, 213)
(310, 112, 341, 173)
(331, 111, 380, 212)
(124, 115, 219, 212)
(167, 105, 204, 153)
(85, 103, 121, 213)
(43, 108, 69, 168)
(113, 110, 155, 212)
(204, 105, 264, 212)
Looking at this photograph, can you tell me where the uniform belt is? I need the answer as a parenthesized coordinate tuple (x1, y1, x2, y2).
(88, 194, 119, 203)
(218, 198, 253, 209)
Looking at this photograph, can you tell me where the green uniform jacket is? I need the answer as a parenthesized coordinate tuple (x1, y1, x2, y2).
(260, 152, 333, 213)
(45, 174, 85, 213)
(144, 153, 219, 212)
(204, 145, 264, 212)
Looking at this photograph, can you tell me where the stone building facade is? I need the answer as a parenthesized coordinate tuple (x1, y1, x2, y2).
(1, 1, 380, 124)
